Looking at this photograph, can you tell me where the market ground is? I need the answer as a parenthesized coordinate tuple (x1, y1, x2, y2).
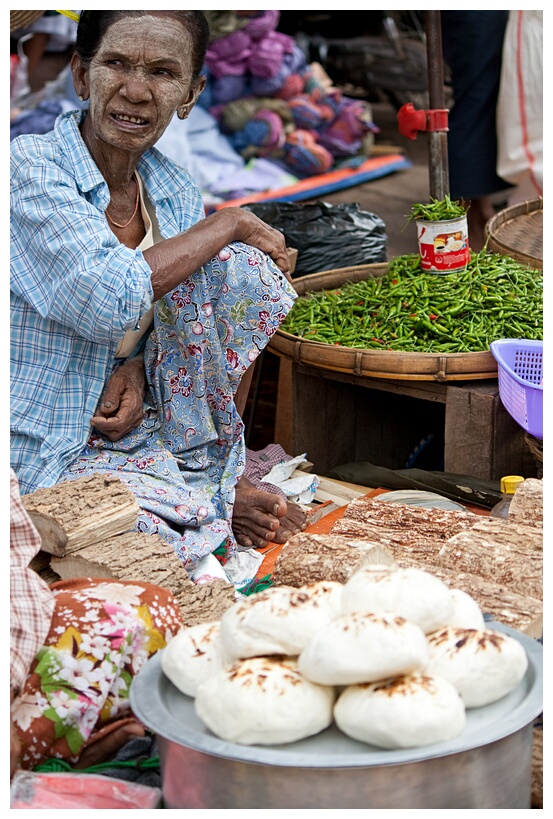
(243, 101, 508, 452)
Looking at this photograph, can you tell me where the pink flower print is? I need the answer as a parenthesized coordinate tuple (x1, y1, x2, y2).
(191, 321, 204, 335)
(169, 367, 192, 397)
(226, 348, 240, 369)
(187, 342, 203, 356)
(170, 293, 188, 310)
(218, 248, 232, 262)
(257, 309, 279, 337)
(174, 503, 192, 520)
(132, 457, 155, 471)
(208, 386, 232, 413)
(201, 302, 213, 317)
(170, 283, 194, 309)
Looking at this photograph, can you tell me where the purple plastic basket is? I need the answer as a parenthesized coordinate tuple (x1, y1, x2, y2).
(490, 339, 543, 439)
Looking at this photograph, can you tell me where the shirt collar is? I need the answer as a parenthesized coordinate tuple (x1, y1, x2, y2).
(54, 109, 193, 204)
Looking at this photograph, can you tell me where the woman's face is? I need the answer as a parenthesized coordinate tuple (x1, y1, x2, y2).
(73, 14, 205, 157)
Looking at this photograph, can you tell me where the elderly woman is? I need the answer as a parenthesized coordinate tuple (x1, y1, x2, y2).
(11, 10, 306, 575)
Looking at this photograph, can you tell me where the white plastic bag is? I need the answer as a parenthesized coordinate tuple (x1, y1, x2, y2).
(496, 10, 543, 201)
(10, 34, 32, 104)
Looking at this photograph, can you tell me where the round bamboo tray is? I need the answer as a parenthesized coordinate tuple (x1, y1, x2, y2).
(485, 198, 542, 269)
(270, 263, 498, 382)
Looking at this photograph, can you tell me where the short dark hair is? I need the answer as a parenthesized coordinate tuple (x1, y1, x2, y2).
(75, 11, 209, 79)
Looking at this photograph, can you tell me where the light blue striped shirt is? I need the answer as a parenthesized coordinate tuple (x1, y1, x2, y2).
(11, 109, 205, 494)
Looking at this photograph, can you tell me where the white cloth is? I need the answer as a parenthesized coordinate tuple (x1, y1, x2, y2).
(496, 10, 543, 200)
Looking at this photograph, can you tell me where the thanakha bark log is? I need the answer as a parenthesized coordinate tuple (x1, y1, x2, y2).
(22, 474, 140, 556)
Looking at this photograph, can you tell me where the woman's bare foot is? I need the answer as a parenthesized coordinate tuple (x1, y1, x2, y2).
(232, 476, 307, 549)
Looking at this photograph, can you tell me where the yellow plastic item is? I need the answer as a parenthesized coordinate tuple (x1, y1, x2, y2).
(500, 476, 525, 495)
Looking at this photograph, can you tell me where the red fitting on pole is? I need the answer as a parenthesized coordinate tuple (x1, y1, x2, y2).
(397, 103, 449, 140)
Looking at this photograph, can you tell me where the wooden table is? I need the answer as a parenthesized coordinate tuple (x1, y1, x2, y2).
(273, 358, 537, 482)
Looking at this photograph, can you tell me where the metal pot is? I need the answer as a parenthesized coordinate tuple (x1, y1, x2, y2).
(130, 623, 542, 809)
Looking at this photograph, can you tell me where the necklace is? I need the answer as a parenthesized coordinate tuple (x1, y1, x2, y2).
(106, 174, 140, 229)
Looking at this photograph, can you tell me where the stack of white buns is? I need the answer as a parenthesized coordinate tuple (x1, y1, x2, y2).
(161, 565, 528, 749)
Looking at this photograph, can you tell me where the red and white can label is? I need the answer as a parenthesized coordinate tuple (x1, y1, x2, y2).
(417, 216, 470, 273)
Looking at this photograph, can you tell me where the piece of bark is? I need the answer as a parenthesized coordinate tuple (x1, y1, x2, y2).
(396, 556, 543, 636)
(29, 550, 54, 575)
(507, 478, 543, 528)
(51, 532, 194, 606)
(331, 496, 477, 550)
(272, 533, 394, 587)
(22, 474, 140, 556)
(178, 580, 237, 628)
(50, 531, 237, 624)
(437, 518, 542, 600)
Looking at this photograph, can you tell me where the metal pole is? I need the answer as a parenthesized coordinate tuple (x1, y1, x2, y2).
(425, 11, 449, 199)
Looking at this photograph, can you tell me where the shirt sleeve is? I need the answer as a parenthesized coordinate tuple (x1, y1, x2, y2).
(10, 144, 155, 344)
(10, 470, 55, 695)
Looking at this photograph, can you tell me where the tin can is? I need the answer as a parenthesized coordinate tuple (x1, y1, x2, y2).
(417, 215, 470, 273)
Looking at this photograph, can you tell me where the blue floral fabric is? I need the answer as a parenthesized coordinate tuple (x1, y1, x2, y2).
(62, 243, 296, 572)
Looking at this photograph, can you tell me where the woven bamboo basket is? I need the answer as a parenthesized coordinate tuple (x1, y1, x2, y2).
(270, 263, 498, 382)
(485, 197, 543, 269)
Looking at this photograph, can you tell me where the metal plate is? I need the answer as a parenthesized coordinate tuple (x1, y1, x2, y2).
(374, 489, 467, 512)
(130, 622, 542, 769)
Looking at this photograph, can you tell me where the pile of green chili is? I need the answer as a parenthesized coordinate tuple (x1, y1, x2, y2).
(408, 195, 467, 222)
(281, 251, 543, 353)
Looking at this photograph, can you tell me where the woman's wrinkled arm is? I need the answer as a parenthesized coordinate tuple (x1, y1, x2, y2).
(145, 207, 291, 301)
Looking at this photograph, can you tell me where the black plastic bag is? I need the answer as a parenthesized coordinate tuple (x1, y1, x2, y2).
(242, 200, 387, 277)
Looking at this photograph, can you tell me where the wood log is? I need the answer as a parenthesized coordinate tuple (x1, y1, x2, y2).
(178, 579, 237, 628)
(330, 496, 477, 550)
(437, 518, 542, 600)
(22, 474, 140, 556)
(51, 532, 194, 607)
(395, 557, 543, 636)
(508, 478, 543, 528)
(272, 533, 394, 587)
(29, 550, 54, 575)
(50, 531, 237, 625)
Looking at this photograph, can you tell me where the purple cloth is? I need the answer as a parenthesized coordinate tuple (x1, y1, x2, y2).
(243, 10, 281, 40)
(248, 31, 295, 79)
(205, 30, 252, 79)
(212, 75, 249, 106)
(251, 45, 307, 96)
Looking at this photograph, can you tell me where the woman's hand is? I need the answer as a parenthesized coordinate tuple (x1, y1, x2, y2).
(91, 355, 146, 441)
(230, 208, 292, 280)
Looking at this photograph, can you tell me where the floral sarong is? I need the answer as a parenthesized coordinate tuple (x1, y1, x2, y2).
(61, 243, 296, 573)
(11, 578, 183, 769)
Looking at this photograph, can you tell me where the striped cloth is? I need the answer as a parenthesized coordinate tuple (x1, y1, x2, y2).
(10, 469, 55, 696)
(10, 109, 205, 494)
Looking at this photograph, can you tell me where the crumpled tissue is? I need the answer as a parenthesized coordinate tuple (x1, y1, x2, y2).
(260, 453, 319, 503)
(191, 551, 263, 594)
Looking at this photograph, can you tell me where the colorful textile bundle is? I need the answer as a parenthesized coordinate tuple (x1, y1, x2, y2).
(202, 10, 378, 177)
(283, 130, 334, 176)
(229, 109, 287, 160)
